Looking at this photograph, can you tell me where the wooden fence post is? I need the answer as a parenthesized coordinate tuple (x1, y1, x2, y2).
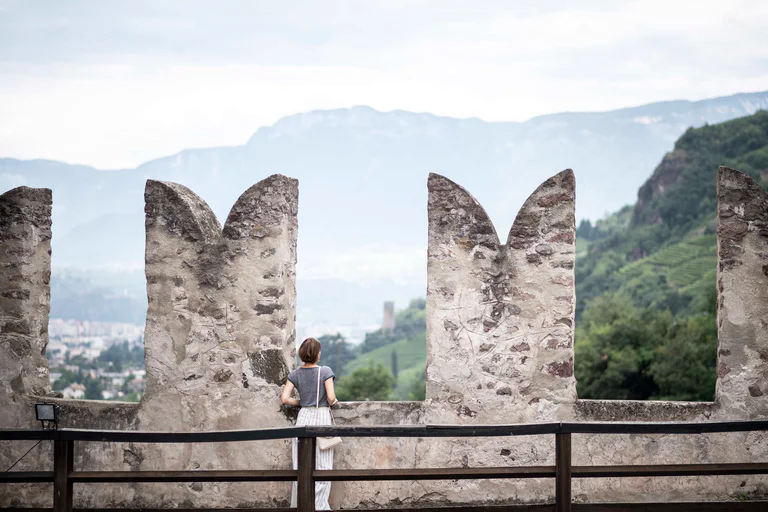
(53, 439, 73, 512)
(297, 436, 316, 512)
(555, 433, 572, 512)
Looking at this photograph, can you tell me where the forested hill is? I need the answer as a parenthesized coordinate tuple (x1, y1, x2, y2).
(574, 110, 768, 401)
(320, 299, 427, 401)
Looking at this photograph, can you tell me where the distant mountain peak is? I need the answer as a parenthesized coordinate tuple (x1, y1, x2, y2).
(245, 90, 768, 145)
(260, 106, 383, 138)
(248, 105, 485, 143)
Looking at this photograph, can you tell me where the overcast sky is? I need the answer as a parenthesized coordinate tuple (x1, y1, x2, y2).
(2, 0, 768, 169)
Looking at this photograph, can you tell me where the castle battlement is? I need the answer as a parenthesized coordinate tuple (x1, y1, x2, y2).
(2, 167, 767, 508)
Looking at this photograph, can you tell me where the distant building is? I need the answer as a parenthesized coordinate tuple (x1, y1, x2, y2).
(101, 372, 126, 388)
(383, 301, 396, 333)
(63, 383, 85, 399)
(127, 375, 145, 393)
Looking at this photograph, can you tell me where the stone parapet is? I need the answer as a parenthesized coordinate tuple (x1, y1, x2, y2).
(2, 168, 768, 507)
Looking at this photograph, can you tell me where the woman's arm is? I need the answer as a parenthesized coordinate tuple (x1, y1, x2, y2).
(281, 379, 301, 406)
(324, 377, 338, 406)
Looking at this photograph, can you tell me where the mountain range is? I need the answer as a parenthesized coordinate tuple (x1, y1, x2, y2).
(2, 90, 767, 334)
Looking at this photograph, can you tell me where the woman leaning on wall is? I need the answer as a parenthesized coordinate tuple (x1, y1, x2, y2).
(281, 337, 341, 510)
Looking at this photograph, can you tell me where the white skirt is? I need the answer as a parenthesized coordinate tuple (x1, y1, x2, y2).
(290, 407, 334, 510)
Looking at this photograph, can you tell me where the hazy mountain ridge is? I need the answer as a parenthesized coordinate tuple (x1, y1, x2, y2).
(2, 90, 767, 329)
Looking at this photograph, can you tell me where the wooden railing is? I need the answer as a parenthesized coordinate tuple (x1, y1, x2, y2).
(2, 420, 768, 512)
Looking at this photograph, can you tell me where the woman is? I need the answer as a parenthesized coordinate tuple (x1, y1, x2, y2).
(281, 337, 338, 510)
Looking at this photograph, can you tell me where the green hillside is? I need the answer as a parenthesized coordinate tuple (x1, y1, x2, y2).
(574, 110, 768, 400)
(344, 334, 426, 375)
(327, 299, 427, 401)
(342, 333, 426, 400)
(620, 234, 715, 287)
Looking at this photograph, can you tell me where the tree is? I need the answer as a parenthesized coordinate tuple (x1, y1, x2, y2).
(335, 361, 395, 401)
(391, 350, 399, 379)
(576, 219, 594, 240)
(408, 372, 426, 401)
(84, 375, 104, 400)
(575, 290, 718, 402)
(97, 341, 145, 372)
(121, 374, 136, 395)
(53, 369, 78, 392)
(575, 293, 670, 400)
(359, 329, 394, 354)
(650, 313, 717, 401)
(317, 333, 357, 377)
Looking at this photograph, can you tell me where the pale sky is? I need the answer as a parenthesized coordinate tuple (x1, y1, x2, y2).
(2, 0, 768, 169)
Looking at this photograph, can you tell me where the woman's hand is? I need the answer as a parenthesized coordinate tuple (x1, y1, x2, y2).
(281, 380, 301, 406)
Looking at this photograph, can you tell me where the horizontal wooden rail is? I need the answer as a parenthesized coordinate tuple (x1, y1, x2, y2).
(559, 419, 768, 434)
(314, 466, 557, 481)
(5, 462, 760, 486)
(0, 471, 54, 483)
(58, 425, 306, 443)
(0, 429, 57, 441)
(5, 419, 768, 443)
(313, 462, 768, 482)
(573, 462, 768, 478)
(4, 421, 768, 512)
(69, 469, 298, 483)
(308, 423, 562, 438)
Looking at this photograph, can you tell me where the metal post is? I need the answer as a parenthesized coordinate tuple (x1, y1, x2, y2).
(297, 436, 316, 512)
(53, 439, 73, 512)
(555, 433, 572, 512)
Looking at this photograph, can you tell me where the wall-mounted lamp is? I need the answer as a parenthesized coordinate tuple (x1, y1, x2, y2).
(34, 403, 59, 430)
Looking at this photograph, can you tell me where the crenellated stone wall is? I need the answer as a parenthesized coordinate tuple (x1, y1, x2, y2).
(2, 167, 768, 508)
(0, 186, 53, 425)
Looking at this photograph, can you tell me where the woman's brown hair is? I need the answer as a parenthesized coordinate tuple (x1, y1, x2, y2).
(298, 337, 321, 363)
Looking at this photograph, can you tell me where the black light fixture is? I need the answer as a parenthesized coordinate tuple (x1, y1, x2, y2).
(34, 403, 59, 430)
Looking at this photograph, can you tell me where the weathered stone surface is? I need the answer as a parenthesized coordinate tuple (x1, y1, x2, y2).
(0, 187, 53, 422)
(425, 170, 576, 425)
(134, 175, 299, 506)
(4, 168, 768, 509)
(140, 175, 298, 427)
(574, 399, 714, 422)
(715, 167, 768, 418)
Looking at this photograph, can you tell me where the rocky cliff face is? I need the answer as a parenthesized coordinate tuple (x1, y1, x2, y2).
(633, 148, 690, 226)
(631, 111, 768, 233)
